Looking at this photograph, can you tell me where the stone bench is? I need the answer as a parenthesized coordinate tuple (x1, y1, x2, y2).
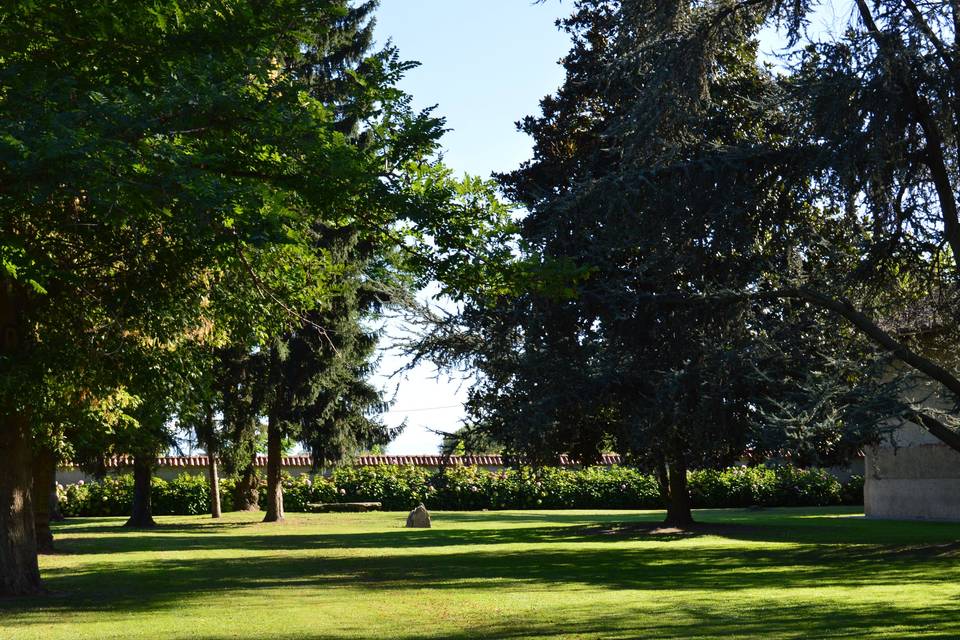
(305, 502, 382, 513)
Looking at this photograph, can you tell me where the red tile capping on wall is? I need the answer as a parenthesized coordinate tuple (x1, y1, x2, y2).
(62, 453, 625, 470)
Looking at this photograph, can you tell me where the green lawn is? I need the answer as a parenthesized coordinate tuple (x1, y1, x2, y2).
(1, 507, 959, 639)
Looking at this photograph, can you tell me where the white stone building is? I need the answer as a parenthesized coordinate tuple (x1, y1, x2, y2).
(865, 421, 960, 521)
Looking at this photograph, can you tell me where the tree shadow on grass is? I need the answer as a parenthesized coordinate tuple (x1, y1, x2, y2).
(50, 516, 254, 535)
(7, 570, 960, 639)
(3, 508, 957, 638)
(46, 507, 960, 556)
(181, 600, 960, 640)
(9, 529, 960, 608)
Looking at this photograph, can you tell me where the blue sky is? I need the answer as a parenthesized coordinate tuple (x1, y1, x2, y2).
(374, 0, 573, 454)
(375, 0, 573, 177)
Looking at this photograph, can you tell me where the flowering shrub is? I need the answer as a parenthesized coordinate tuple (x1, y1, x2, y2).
(427, 465, 497, 510)
(535, 466, 663, 509)
(58, 474, 230, 517)
(58, 475, 133, 517)
(688, 466, 845, 508)
(840, 475, 864, 505)
(152, 475, 210, 516)
(331, 465, 431, 509)
(56, 464, 863, 516)
(218, 476, 236, 512)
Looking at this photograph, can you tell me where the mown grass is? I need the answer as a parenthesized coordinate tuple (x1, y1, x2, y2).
(1, 507, 959, 639)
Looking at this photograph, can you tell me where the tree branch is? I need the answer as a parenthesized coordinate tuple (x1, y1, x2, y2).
(783, 287, 960, 400)
(854, 0, 960, 272)
(902, 0, 958, 75)
(910, 411, 960, 454)
(635, 285, 960, 449)
(229, 233, 338, 353)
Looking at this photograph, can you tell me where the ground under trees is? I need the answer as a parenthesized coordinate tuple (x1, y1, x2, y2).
(1, 508, 958, 639)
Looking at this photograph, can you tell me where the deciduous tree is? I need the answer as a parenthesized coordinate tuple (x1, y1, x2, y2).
(0, 0, 464, 594)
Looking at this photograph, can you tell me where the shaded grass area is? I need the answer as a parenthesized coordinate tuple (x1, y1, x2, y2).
(1, 507, 959, 639)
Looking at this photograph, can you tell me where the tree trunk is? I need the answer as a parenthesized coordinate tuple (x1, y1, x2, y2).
(31, 445, 57, 553)
(124, 456, 156, 528)
(655, 457, 670, 506)
(234, 460, 261, 511)
(0, 413, 44, 596)
(203, 406, 221, 518)
(207, 454, 222, 519)
(0, 277, 44, 596)
(663, 454, 694, 528)
(262, 413, 284, 522)
(50, 471, 64, 523)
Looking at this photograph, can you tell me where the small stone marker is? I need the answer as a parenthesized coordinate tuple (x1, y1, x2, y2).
(406, 503, 431, 528)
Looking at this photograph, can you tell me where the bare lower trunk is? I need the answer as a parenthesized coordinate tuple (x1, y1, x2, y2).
(663, 454, 694, 528)
(207, 454, 221, 519)
(262, 413, 284, 523)
(234, 460, 260, 511)
(203, 407, 221, 518)
(124, 456, 156, 528)
(32, 445, 57, 553)
(0, 413, 44, 596)
(655, 457, 670, 506)
(0, 278, 44, 596)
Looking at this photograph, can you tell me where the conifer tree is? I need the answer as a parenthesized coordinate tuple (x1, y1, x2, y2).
(420, 0, 909, 526)
(258, 0, 405, 521)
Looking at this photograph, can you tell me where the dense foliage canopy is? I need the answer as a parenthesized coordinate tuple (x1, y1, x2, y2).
(417, 0, 958, 525)
(0, 0, 497, 594)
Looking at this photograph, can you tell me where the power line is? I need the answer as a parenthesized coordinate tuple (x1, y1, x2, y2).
(385, 404, 462, 414)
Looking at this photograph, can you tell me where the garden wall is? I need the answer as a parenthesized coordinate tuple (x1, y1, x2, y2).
(56, 464, 864, 516)
(865, 421, 960, 521)
(55, 453, 623, 484)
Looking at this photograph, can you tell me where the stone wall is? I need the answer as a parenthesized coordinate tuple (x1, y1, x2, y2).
(57, 453, 864, 487)
(865, 422, 960, 521)
(56, 454, 612, 484)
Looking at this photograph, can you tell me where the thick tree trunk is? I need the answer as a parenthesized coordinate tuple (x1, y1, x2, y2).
(207, 454, 222, 519)
(31, 445, 57, 553)
(124, 456, 156, 528)
(663, 454, 694, 528)
(262, 413, 284, 522)
(0, 413, 44, 596)
(0, 278, 44, 596)
(234, 458, 260, 511)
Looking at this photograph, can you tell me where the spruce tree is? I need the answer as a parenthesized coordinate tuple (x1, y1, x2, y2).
(260, 228, 399, 521)
(259, 0, 402, 521)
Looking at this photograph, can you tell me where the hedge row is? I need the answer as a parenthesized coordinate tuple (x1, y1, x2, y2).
(57, 464, 864, 516)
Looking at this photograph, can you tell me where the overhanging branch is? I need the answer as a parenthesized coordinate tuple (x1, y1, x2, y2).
(634, 285, 960, 450)
(909, 411, 960, 454)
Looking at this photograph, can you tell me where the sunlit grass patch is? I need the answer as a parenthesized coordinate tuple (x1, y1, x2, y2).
(1, 507, 958, 639)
